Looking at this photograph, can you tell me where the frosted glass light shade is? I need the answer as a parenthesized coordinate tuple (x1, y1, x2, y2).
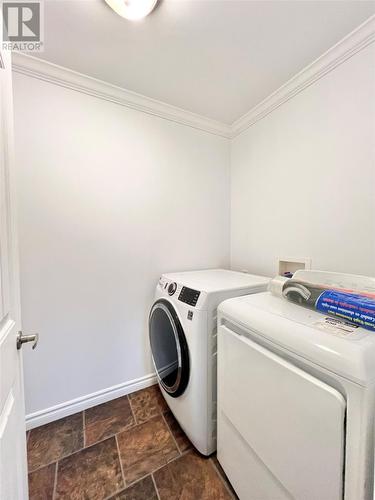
(104, 0, 158, 20)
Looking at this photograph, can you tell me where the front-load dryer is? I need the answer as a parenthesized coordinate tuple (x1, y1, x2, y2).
(217, 271, 375, 500)
(149, 269, 269, 455)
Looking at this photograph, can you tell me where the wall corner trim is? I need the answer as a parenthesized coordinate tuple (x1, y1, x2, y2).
(231, 14, 375, 138)
(11, 52, 231, 139)
(25, 373, 157, 430)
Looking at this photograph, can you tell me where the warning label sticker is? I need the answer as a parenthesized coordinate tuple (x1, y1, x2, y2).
(312, 316, 360, 337)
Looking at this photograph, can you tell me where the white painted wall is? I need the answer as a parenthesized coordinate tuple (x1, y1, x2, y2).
(13, 74, 230, 417)
(13, 38, 375, 421)
(231, 43, 375, 278)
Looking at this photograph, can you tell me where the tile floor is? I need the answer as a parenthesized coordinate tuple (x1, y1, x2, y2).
(27, 385, 236, 500)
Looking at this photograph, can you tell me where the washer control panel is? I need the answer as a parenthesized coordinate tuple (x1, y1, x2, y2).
(157, 277, 202, 307)
(178, 286, 201, 307)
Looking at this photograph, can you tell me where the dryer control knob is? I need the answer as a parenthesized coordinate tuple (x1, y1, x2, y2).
(168, 282, 177, 296)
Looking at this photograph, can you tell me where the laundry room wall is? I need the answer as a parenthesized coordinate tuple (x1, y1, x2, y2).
(13, 71, 230, 422)
(230, 42, 375, 278)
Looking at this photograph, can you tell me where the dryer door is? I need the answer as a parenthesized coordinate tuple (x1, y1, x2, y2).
(149, 299, 189, 397)
(218, 321, 346, 500)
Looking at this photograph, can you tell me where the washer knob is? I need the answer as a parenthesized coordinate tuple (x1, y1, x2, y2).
(168, 282, 177, 296)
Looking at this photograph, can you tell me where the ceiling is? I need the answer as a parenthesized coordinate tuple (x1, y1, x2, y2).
(35, 0, 375, 124)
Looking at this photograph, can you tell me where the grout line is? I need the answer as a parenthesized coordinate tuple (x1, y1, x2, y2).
(103, 488, 125, 500)
(77, 420, 137, 450)
(103, 490, 125, 500)
(151, 473, 161, 500)
(30, 419, 189, 479)
(103, 473, 157, 500)
(161, 412, 181, 455)
(123, 449, 192, 490)
(125, 469, 162, 488)
(115, 434, 126, 491)
(28, 429, 110, 475)
(28, 410, 87, 474)
(209, 457, 237, 499)
(28, 385, 193, 500)
(29, 403, 231, 500)
(28, 446, 84, 475)
(31, 403, 159, 474)
(158, 448, 191, 471)
(52, 461, 58, 500)
(27, 387, 168, 475)
(127, 394, 138, 425)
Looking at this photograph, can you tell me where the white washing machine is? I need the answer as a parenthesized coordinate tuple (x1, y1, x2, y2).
(149, 269, 269, 455)
(217, 271, 375, 500)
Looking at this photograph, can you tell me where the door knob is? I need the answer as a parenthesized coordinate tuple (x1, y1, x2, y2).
(16, 331, 39, 350)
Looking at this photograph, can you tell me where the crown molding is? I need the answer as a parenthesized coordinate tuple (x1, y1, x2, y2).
(231, 14, 375, 138)
(11, 52, 232, 139)
(11, 14, 375, 141)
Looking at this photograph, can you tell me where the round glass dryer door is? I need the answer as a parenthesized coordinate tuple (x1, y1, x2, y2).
(149, 299, 189, 397)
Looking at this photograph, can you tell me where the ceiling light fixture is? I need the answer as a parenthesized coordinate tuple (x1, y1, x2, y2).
(104, 0, 158, 21)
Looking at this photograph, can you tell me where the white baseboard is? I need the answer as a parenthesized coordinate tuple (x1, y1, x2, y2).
(26, 373, 157, 430)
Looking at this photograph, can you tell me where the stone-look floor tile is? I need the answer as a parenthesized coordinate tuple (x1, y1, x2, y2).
(28, 413, 83, 472)
(85, 396, 135, 446)
(163, 411, 192, 453)
(154, 450, 232, 500)
(108, 475, 158, 500)
(117, 415, 179, 484)
(55, 437, 123, 500)
(28, 463, 56, 500)
(128, 385, 168, 424)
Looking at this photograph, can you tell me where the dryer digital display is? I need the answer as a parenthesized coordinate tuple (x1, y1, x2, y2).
(179, 287, 200, 306)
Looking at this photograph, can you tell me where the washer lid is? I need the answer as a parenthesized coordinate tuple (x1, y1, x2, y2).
(162, 269, 269, 293)
(219, 292, 375, 386)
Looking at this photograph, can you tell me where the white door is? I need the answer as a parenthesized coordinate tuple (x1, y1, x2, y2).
(0, 47, 29, 499)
